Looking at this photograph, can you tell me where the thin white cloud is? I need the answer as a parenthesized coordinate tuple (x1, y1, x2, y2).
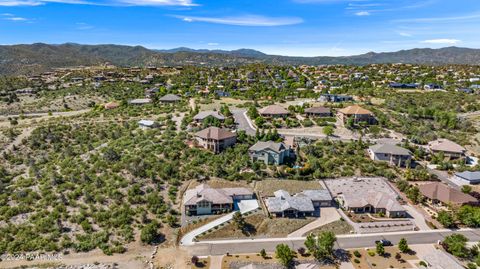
(76, 22, 93, 30)
(1, 12, 30, 21)
(398, 32, 412, 37)
(355, 11, 370, 16)
(421, 39, 460, 44)
(393, 13, 480, 23)
(207, 42, 219, 46)
(175, 15, 303, 26)
(0, 0, 196, 6)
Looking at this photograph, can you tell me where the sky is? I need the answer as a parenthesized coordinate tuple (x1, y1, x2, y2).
(0, 0, 479, 56)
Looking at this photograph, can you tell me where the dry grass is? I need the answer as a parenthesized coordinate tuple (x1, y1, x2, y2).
(198, 212, 315, 240)
(350, 247, 418, 269)
(304, 219, 354, 236)
(221, 253, 336, 269)
(188, 178, 253, 190)
(255, 179, 323, 197)
(198, 98, 249, 111)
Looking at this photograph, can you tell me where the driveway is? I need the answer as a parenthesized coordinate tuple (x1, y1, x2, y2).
(231, 108, 256, 135)
(287, 207, 341, 237)
(180, 199, 259, 246)
(403, 205, 431, 231)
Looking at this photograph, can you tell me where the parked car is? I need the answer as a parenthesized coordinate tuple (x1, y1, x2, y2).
(375, 239, 392, 246)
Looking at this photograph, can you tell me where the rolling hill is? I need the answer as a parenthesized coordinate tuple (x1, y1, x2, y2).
(1, 43, 480, 76)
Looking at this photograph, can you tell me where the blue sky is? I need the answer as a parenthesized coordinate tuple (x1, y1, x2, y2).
(0, 0, 479, 56)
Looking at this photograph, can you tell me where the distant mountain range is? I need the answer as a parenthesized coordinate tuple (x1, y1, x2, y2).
(1, 43, 480, 76)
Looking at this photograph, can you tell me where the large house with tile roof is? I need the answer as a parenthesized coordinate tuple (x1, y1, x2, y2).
(427, 139, 466, 159)
(337, 105, 376, 125)
(418, 182, 477, 208)
(259, 104, 290, 118)
(368, 144, 412, 167)
(194, 127, 236, 153)
(183, 184, 254, 215)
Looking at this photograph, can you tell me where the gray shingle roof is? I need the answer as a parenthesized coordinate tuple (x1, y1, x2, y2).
(369, 144, 411, 156)
(249, 141, 287, 153)
(193, 111, 225, 121)
(455, 171, 480, 181)
(266, 189, 324, 213)
(195, 127, 236, 140)
(159, 94, 181, 102)
(183, 184, 253, 206)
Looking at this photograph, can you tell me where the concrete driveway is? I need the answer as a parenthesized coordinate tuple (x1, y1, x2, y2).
(287, 207, 341, 237)
(231, 108, 256, 135)
(180, 199, 259, 246)
(403, 204, 431, 231)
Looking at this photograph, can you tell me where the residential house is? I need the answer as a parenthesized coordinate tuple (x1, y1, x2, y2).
(138, 120, 158, 129)
(418, 182, 477, 208)
(129, 98, 151, 105)
(454, 171, 480, 185)
(104, 101, 120, 110)
(389, 82, 419, 89)
(193, 111, 225, 123)
(318, 94, 353, 103)
(259, 105, 290, 118)
(195, 126, 237, 153)
(265, 189, 332, 217)
(183, 184, 253, 215)
(214, 90, 231, 97)
(325, 177, 407, 218)
(337, 105, 376, 125)
(368, 144, 412, 167)
(427, 139, 466, 159)
(248, 141, 293, 165)
(304, 106, 332, 118)
(159, 94, 181, 103)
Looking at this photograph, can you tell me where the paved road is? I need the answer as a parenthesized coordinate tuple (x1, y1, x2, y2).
(231, 108, 256, 136)
(184, 229, 480, 256)
(426, 166, 459, 189)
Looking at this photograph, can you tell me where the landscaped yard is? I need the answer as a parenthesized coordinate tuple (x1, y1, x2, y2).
(304, 219, 354, 236)
(350, 247, 418, 269)
(345, 212, 406, 223)
(221, 252, 336, 269)
(255, 179, 323, 197)
(197, 212, 315, 240)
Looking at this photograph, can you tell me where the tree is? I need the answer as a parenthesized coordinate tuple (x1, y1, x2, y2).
(462, 185, 472, 194)
(304, 231, 337, 261)
(297, 247, 306, 256)
(398, 238, 409, 253)
(376, 242, 385, 256)
(260, 248, 267, 259)
(191, 255, 199, 265)
(140, 222, 160, 244)
(275, 244, 294, 267)
(443, 234, 468, 258)
(437, 210, 455, 228)
(323, 125, 334, 137)
(232, 212, 246, 231)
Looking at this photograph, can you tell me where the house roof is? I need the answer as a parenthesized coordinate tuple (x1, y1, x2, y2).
(159, 94, 181, 102)
(455, 171, 480, 182)
(266, 195, 314, 213)
(129, 98, 151, 104)
(418, 182, 476, 205)
(259, 105, 290, 115)
(338, 105, 373, 115)
(183, 184, 252, 206)
(296, 190, 332, 201)
(369, 144, 411, 156)
(304, 106, 331, 114)
(342, 191, 405, 212)
(249, 141, 287, 153)
(138, 120, 155, 126)
(195, 127, 236, 140)
(193, 111, 226, 121)
(427, 139, 466, 154)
